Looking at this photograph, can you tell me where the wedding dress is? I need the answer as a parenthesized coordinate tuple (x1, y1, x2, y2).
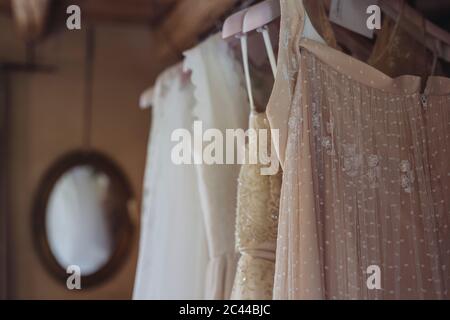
(231, 111, 282, 300)
(231, 0, 340, 300)
(183, 33, 249, 299)
(133, 64, 209, 299)
(267, 0, 450, 299)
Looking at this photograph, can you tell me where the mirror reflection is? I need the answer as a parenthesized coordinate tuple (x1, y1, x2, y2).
(45, 165, 119, 275)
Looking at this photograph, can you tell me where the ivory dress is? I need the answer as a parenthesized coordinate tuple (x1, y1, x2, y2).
(267, 0, 450, 299)
(183, 33, 249, 299)
(133, 64, 209, 299)
(231, 0, 334, 300)
(231, 112, 282, 299)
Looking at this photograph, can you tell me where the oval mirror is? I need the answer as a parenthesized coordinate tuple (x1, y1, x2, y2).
(33, 151, 134, 287)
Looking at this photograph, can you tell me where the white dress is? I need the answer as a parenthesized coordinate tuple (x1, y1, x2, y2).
(183, 33, 249, 299)
(133, 64, 209, 299)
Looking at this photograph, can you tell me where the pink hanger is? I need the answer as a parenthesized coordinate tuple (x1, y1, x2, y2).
(241, 0, 280, 34)
(243, 0, 280, 77)
(222, 9, 249, 39)
(221, 0, 280, 113)
(221, 6, 256, 111)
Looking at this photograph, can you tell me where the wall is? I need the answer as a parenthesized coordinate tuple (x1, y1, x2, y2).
(0, 13, 177, 299)
(0, 55, 8, 300)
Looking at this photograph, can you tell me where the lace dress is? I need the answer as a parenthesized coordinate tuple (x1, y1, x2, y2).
(267, 0, 450, 299)
(230, 0, 340, 299)
(183, 33, 249, 299)
(231, 112, 282, 299)
(133, 64, 209, 299)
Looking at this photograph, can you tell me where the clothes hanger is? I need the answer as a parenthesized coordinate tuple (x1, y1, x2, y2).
(237, 0, 450, 63)
(241, 0, 325, 43)
(221, 3, 255, 112)
(223, 0, 324, 111)
(255, 25, 277, 77)
(241, 0, 328, 78)
(241, 0, 280, 34)
(241, 0, 327, 76)
(222, 9, 249, 40)
(241, 33, 256, 112)
(242, 0, 280, 77)
(230, 0, 279, 113)
(222, 0, 278, 100)
(222, 0, 261, 39)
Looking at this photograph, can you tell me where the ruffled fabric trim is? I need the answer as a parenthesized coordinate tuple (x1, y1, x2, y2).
(183, 33, 248, 129)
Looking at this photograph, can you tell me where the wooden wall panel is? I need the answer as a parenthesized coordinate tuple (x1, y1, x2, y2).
(2, 15, 155, 299)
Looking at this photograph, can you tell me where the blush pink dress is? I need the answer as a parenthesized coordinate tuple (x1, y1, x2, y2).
(267, 0, 450, 299)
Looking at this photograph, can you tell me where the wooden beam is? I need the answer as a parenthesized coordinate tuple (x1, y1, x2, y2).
(157, 0, 238, 56)
(52, 0, 178, 25)
(415, 0, 450, 16)
(2, 0, 179, 32)
(414, 0, 450, 31)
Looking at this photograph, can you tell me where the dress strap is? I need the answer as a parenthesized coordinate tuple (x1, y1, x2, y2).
(303, 0, 338, 49)
(240, 34, 256, 112)
(265, 0, 306, 168)
(283, 0, 306, 59)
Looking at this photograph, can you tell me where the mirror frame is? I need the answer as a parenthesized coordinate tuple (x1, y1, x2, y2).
(33, 150, 134, 288)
